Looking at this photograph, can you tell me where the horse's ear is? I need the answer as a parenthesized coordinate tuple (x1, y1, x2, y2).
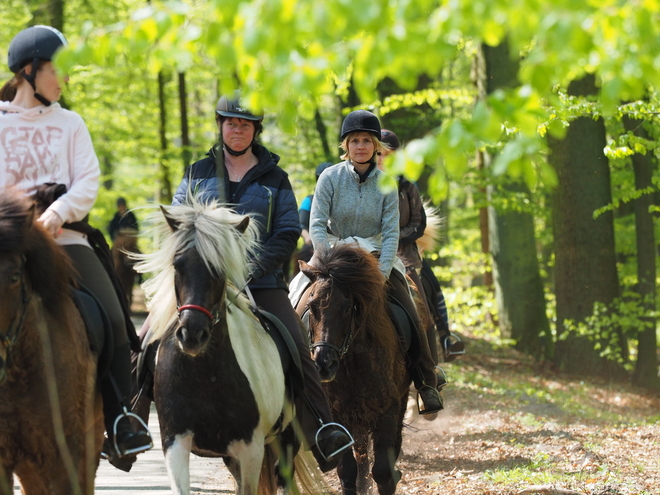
(299, 261, 317, 282)
(160, 205, 181, 232)
(235, 216, 250, 234)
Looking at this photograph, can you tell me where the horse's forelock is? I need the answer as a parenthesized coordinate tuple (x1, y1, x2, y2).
(135, 201, 258, 341)
(313, 245, 388, 322)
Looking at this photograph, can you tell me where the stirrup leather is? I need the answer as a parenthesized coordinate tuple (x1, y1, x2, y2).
(314, 423, 355, 461)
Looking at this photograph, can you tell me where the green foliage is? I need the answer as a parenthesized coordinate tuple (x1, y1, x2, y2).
(560, 293, 657, 368)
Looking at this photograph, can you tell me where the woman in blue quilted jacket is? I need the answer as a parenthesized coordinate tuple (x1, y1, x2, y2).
(170, 93, 352, 471)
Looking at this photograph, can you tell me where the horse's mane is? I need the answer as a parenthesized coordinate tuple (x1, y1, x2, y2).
(308, 244, 396, 344)
(0, 189, 76, 320)
(133, 198, 260, 340)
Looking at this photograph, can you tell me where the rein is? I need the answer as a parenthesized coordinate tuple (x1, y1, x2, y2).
(309, 301, 359, 360)
(1, 257, 32, 370)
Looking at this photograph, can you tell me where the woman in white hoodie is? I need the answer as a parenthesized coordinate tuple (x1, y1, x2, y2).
(0, 25, 152, 462)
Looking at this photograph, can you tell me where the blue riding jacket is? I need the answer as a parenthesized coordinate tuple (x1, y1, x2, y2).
(172, 144, 301, 290)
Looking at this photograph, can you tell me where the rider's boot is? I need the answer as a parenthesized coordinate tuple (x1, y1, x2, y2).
(311, 423, 354, 472)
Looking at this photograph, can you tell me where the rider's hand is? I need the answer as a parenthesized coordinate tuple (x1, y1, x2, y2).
(37, 209, 64, 238)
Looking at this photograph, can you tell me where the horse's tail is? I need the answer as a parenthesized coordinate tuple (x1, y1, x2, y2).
(417, 201, 444, 255)
(257, 447, 328, 495)
(294, 451, 330, 494)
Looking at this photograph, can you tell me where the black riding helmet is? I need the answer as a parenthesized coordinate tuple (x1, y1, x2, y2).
(215, 93, 263, 156)
(340, 110, 381, 141)
(8, 25, 68, 106)
(315, 161, 333, 180)
(380, 129, 400, 150)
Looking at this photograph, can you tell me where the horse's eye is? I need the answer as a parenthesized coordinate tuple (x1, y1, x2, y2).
(10, 271, 20, 284)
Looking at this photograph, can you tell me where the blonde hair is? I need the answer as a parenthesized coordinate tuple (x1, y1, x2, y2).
(339, 131, 389, 161)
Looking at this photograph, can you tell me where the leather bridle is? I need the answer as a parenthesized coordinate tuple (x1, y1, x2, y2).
(308, 301, 359, 360)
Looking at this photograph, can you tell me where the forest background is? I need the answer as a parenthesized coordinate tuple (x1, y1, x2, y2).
(2, 0, 660, 392)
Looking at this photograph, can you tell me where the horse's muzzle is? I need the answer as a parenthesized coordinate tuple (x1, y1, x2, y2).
(312, 347, 339, 382)
(175, 325, 210, 356)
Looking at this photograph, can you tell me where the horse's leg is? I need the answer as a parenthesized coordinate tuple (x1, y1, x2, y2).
(370, 404, 403, 495)
(228, 440, 265, 495)
(336, 446, 358, 495)
(353, 434, 372, 495)
(162, 432, 193, 495)
(274, 424, 298, 491)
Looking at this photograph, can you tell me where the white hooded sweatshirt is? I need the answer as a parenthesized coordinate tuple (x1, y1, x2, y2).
(0, 101, 100, 246)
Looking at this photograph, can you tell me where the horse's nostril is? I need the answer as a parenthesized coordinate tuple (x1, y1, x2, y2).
(176, 327, 188, 342)
(198, 331, 210, 346)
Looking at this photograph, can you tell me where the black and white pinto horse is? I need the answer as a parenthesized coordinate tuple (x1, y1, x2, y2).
(133, 200, 319, 495)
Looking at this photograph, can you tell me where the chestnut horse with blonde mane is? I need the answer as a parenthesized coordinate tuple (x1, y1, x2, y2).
(298, 245, 410, 495)
(0, 190, 103, 495)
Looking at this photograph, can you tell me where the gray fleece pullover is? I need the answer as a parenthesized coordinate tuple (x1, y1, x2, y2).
(310, 160, 400, 277)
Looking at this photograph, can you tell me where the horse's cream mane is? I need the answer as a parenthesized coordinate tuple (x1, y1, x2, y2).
(132, 199, 259, 341)
(416, 201, 444, 255)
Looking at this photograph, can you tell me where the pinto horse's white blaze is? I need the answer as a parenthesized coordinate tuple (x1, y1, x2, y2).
(164, 431, 193, 495)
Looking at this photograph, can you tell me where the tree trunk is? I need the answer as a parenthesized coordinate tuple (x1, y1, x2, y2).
(476, 41, 551, 357)
(314, 107, 333, 162)
(178, 72, 192, 172)
(623, 116, 659, 391)
(548, 75, 626, 378)
(158, 71, 172, 203)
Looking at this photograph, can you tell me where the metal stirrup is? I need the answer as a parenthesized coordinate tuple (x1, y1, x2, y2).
(111, 407, 154, 457)
(314, 422, 355, 461)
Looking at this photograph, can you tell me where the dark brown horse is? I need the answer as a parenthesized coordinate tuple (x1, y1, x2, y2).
(111, 229, 140, 308)
(298, 245, 410, 495)
(0, 190, 103, 494)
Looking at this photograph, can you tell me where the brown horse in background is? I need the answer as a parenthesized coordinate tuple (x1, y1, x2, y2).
(0, 190, 103, 494)
(298, 245, 410, 495)
(111, 229, 140, 308)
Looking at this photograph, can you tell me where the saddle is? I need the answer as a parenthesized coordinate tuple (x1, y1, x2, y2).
(386, 295, 422, 368)
(254, 309, 305, 391)
(71, 284, 113, 378)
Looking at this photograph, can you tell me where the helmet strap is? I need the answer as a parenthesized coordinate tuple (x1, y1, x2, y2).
(224, 142, 252, 156)
(21, 59, 52, 107)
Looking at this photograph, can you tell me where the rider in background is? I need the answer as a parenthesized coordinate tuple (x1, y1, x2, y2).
(108, 196, 139, 242)
(296, 161, 333, 267)
(378, 129, 446, 382)
(171, 93, 352, 471)
(309, 110, 443, 416)
(0, 25, 152, 462)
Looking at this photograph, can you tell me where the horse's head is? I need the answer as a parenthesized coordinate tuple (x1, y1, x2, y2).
(300, 245, 392, 381)
(173, 246, 227, 356)
(135, 201, 258, 355)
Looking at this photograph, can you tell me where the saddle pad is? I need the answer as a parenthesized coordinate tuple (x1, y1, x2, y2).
(71, 285, 113, 379)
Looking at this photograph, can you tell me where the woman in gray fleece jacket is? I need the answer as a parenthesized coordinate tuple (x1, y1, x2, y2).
(309, 110, 443, 416)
